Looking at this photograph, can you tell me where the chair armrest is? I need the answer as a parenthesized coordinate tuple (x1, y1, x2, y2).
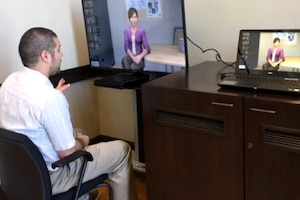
(51, 150, 95, 200)
(51, 150, 93, 169)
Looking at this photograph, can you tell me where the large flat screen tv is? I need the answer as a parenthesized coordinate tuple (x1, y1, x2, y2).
(81, 0, 188, 75)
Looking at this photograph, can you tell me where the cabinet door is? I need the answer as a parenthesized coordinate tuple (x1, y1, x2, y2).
(244, 98, 300, 200)
(142, 86, 244, 200)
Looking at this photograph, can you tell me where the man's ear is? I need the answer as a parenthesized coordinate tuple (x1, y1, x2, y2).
(40, 50, 51, 63)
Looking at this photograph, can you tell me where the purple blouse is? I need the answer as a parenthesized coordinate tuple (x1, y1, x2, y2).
(124, 27, 151, 55)
(266, 47, 285, 62)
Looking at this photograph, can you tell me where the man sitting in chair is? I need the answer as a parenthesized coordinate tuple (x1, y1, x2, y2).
(0, 27, 137, 200)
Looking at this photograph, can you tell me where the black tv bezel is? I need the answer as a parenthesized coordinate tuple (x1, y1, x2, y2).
(82, 0, 189, 77)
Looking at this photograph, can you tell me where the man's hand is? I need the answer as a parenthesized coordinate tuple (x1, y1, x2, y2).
(76, 134, 90, 148)
(57, 134, 90, 158)
(56, 78, 70, 92)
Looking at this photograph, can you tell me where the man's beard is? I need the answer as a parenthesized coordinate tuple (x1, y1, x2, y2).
(56, 65, 61, 74)
(50, 61, 61, 76)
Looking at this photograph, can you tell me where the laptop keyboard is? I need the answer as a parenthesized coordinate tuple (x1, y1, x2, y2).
(224, 74, 300, 86)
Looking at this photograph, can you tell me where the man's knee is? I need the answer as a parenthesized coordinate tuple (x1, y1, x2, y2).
(116, 140, 131, 153)
(111, 140, 131, 160)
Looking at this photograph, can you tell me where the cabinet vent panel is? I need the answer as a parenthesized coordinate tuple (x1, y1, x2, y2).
(263, 127, 300, 151)
(155, 110, 226, 136)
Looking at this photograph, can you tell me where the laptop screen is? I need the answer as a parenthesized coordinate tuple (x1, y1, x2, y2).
(236, 29, 300, 78)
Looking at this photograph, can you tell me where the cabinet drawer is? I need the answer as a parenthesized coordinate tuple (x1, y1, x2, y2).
(143, 86, 242, 116)
(244, 97, 300, 130)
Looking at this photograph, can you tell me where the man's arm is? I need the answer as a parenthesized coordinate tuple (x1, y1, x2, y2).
(57, 134, 90, 158)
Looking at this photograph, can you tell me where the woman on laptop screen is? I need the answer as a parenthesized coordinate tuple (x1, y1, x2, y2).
(262, 37, 285, 71)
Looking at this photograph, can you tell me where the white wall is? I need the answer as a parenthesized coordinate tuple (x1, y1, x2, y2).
(97, 87, 136, 142)
(0, 0, 89, 83)
(184, 0, 300, 66)
(64, 79, 100, 138)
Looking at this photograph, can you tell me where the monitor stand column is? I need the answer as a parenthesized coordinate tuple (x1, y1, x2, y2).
(132, 88, 146, 172)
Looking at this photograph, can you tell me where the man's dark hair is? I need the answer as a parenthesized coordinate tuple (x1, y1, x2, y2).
(18, 27, 57, 68)
(128, 7, 138, 19)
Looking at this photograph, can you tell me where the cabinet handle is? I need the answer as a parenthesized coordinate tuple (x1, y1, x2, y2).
(250, 107, 276, 114)
(247, 142, 253, 149)
(211, 102, 234, 107)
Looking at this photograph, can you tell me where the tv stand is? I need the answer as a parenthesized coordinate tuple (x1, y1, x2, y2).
(92, 72, 157, 165)
(93, 72, 150, 89)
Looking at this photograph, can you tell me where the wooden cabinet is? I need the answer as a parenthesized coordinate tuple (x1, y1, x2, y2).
(142, 61, 300, 200)
(244, 97, 300, 200)
(142, 87, 244, 200)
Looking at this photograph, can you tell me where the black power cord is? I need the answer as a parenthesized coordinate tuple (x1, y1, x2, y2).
(186, 36, 236, 67)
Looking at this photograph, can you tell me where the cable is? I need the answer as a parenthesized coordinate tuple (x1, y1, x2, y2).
(186, 36, 236, 67)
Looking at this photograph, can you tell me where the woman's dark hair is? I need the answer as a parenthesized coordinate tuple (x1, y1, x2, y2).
(273, 37, 280, 44)
(128, 7, 138, 19)
(18, 27, 57, 68)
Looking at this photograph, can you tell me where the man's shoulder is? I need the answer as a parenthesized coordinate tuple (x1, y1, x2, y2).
(2, 71, 64, 107)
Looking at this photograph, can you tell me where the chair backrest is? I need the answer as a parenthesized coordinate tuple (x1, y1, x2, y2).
(0, 128, 52, 200)
(173, 27, 184, 45)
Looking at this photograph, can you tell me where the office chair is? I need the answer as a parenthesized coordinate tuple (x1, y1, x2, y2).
(173, 27, 184, 46)
(165, 27, 184, 72)
(0, 127, 113, 200)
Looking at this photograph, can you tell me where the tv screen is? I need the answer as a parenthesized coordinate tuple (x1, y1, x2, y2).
(81, 0, 187, 74)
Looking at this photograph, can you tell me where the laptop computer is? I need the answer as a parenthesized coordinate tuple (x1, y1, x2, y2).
(218, 29, 300, 94)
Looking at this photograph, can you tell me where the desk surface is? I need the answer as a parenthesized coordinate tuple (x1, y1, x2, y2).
(145, 44, 186, 67)
(143, 61, 300, 101)
(281, 56, 300, 68)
